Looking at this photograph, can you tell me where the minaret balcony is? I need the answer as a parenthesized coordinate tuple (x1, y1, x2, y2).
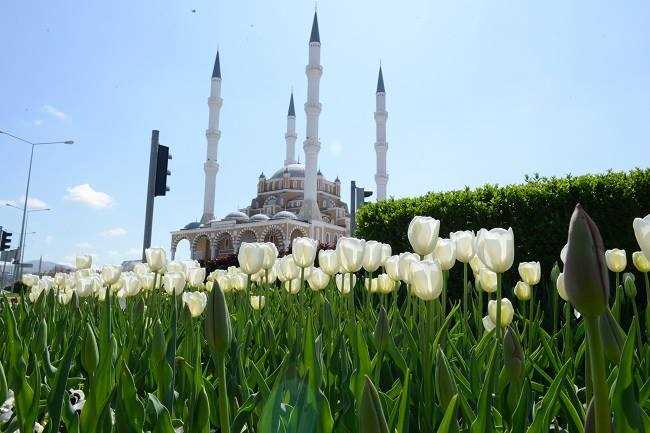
(206, 130, 221, 140)
(374, 141, 388, 151)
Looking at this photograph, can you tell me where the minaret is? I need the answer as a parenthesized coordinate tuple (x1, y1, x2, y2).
(298, 11, 323, 221)
(201, 51, 223, 223)
(284, 92, 297, 166)
(374, 66, 388, 201)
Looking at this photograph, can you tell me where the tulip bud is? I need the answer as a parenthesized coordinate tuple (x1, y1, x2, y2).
(397, 252, 420, 284)
(292, 237, 318, 268)
(563, 205, 609, 317)
(307, 267, 330, 291)
(318, 250, 340, 275)
(513, 281, 531, 301)
(379, 243, 392, 267)
(518, 261, 541, 286)
(374, 306, 390, 352)
(238, 243, 265, 275)
(450, 230, 475, 263)
(358, 376, 389, 433)
(182, 291, 208, 317)
(205, 285, 232, 357)
(145, 248, 167, 272)
(362, 240, 384, 273)
(384, 255, 400, 281)
(550, 262, 560, 286)
(476, 227, 515, 273)
(633, 215, 650, 260)
(162, 272, 185, 296)
(407, 216, 440, 256)
(556, 272, 568, 301)
(337, 237, 366, 273)
(632, 251, 650, 273)
(623, 272, 636, 299)
(261, 242, 278, 270)
(377, 274, 396, 294)
(604, 249, 627, 273)
(598, 307, 625, 364)
(488, 298, 514, 328)
(187, 267, 207, 287)
(503, 327, 524, 382)
(81, 323, 99, 375)
(478, 268, 497, 293)
(250, 295, 266, 310)
(410, 260, 443, 301)
(335, 273, 356, 295)
(101, 265, 121, 285)
(433, 238, 456, 271)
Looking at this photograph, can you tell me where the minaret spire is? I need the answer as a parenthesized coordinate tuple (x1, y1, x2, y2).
(298, 11, 323, 221)
(374, 65, 388, 201)
(284, 92, 297, 166)
(201, 50, 223, 223)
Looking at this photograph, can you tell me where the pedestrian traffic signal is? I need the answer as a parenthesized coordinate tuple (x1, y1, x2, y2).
(0, 230, 11, 251)
(154, 144, 172, 197)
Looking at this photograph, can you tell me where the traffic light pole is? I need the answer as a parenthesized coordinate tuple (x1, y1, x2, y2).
(350, 181, 357, 235)
(142, 130, 159, 261)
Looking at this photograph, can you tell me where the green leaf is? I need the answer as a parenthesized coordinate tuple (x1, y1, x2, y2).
(470, 344, 496, 433)
(46, 330, 79, 433)
(147, 393, 175, 433)
(436, 394, 459, 433)
(525, 359, 571, 433)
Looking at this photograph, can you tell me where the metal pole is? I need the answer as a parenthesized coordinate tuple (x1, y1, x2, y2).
(142, 130, 159, 261)
(350, 180, 357, 236)
(16, 143, 35, 285)
(1, 260, 6, 291)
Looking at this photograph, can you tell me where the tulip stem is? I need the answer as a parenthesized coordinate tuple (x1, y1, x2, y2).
(584, 315, 611, 433)
(496, 274, 502, 342)
(528, 285, 535, 347)
(215, 352, 231, 433)
(462, 263, 468, 320)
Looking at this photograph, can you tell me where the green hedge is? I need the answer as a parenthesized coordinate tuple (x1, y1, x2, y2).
(356, 168, 650, 278)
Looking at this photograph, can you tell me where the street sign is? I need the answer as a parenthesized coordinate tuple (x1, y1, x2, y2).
(0, 249, 18, 262)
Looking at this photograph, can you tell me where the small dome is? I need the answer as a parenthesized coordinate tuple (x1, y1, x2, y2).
(272, 210, 297, 220)
(259, 172, 265, 178)
(223, 211, 250, 222)
(250, 213, 270, 221)
(271, 163, 305, 179)
(183, 221, 201, 230)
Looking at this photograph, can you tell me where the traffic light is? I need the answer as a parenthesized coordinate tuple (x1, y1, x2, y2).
(355, 187, 373, 208)
(154, 144, 172, 197)
(0, 230, 11, 251)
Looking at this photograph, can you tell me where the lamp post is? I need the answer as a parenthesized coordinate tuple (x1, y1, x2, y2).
(5, 204, 50, 269)
(0, 129, 73, 284)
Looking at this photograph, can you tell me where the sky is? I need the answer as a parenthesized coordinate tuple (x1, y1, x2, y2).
(1, 0, 649, 267)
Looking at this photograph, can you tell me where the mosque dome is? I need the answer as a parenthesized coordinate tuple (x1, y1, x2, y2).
(271, 163, 305, 179)
(183, 221, 201, 230)
(250, 213, 270, 221)
(272, 210, 298, 220)
(223, 211, 250, 222)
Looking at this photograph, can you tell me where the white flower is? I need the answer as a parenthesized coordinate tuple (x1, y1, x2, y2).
(397, 252, 420, 284)
(560, 243, 568, 264)
(75, 254, 92, 270)
(238, 243, 265, 275)
(556, 272, 568, 301)
(633, 215, 650, 259)
(261, 242, 279, 270)
(69, 388, 86, 412)
(307, 267, 330, 291)
(518, 261, 541, 286)
(632, 251, 650, 273)
(101, 265, 122, 285)
(433, 238, 456, 271)
(407, 216, 440, 256)
(182, 291, 207, 317)
(133, 262, 150, 275)
(231, 273, 248, 291)
(364, 277, 380, 293)
(208, 269, 226, 282)
(284, 278, 301, 294)
(469, 254, 486, 278)
(604, 249, 627, 273)
(476, 228, 515, 273)
(122, 274, 142, 297)
(409, 260, 443, 301)
(145, 247, 166, 272)
(450, 230, 475, 263)
(377, 274, 396, 294)
(163, 272, 185, 295)
(380, 243, 392, 267)
(22, 274, 39, 287)
(336, 237, 366, 273)
(318, 250, 340, 275)
(384, 255, 400, 281)
(513, 281, 532, 301)
(187, 267, 206, 286)
(292, 237, 318, 268)
(362, 240, 384, 273)
(0, 389, 14, 422)
(482, 315, 496, 332)
(279, 255, 300, 281)
(250, 295, 266, 310)
(335, 273, 357, 295)
(487, 298, 514, 327)
(478, 268, 497, 293)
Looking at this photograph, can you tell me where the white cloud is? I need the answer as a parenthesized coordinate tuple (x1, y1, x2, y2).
(43, 105, 67, 120)
(327, 139, 343, 157)
(100, 227, 127, 238)
(1, 196, 49, 210)
(65, 184, 114, 209)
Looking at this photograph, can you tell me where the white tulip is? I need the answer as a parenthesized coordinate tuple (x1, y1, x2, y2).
(633, 215, 650, 259)
(362, 240, 384, 273)
(284, 278, 301, 294)
(632, 251, 650, 273)
(216, 274, 233, 293)
(238, 243, 265, 275)
(54, 273, 67, 289)
(560, 243, 568, 264)
(122, 274, 142, 297)
(75, 255, 92, 270)
(231, 273, 248, 291)
(101, 265, 122, 285)
(307, 267, 330, 291)
(450, 230, 475, 263)
(29, 287, 43, 302)
(145, 248, 166, 272)
(227, 266, 240, 275)
(380, 243, 392, 267)
(58, 290, 73, 305)
(91, 276, 104, 298)
(384, 255, 400, 281)
(187, 267, 206, 286)
(163, 272, 185, 295)
(140, 272, 158, 291)
(410, 260, 443, 301)
(556, 272, 568, 301)
(261, 242, 279, 270)
(22, 274, 39, 287)
(336, 237, 366, 273)
(407, 216, 440, 256)
(250, 295, 266, 310)
(513, 281, 532, 301)
(279, 255, 300, 281)
(434, 238, 456, 271)
(469, 254, 486, 278)
(488, 298, 514, 327)
(482, 316, 496, 332)
(335, 273, 357, 295)
(318, 250, 340, 275)
(518, 261, 541, 286)
(364, 277, 380, 293)
(37, 276, 54, 293)
(292, 237, 318, 268)
(478, 268, 497, 293)
(77, 277, 95, 298)
(398, 252, 420, 283)
(377, 274, 396, 294)
(133, 263, 150, 275)
(182, 291, 207, 317)
(166, 261, 186, 275)
(208, 269, 226, 282)
(476, 227, 515, 273)
(604, 249, 627, 273)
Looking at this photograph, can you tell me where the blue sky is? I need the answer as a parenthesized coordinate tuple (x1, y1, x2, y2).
(1, 0, 648, 266)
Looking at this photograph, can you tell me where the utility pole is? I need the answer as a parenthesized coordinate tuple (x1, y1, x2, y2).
(142, 130, 171, 261)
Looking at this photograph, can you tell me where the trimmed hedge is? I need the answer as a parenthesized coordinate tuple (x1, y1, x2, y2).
(356, 168, 650, 278)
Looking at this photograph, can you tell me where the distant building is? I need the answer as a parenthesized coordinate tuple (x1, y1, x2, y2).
(171, 12, 389, 260)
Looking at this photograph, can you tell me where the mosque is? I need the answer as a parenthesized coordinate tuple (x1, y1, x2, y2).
(170, 12, 389, 260)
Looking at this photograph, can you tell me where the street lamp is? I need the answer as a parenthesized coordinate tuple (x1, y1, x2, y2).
(5, 204, 51, 266)
(0, 129, 74, 283)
